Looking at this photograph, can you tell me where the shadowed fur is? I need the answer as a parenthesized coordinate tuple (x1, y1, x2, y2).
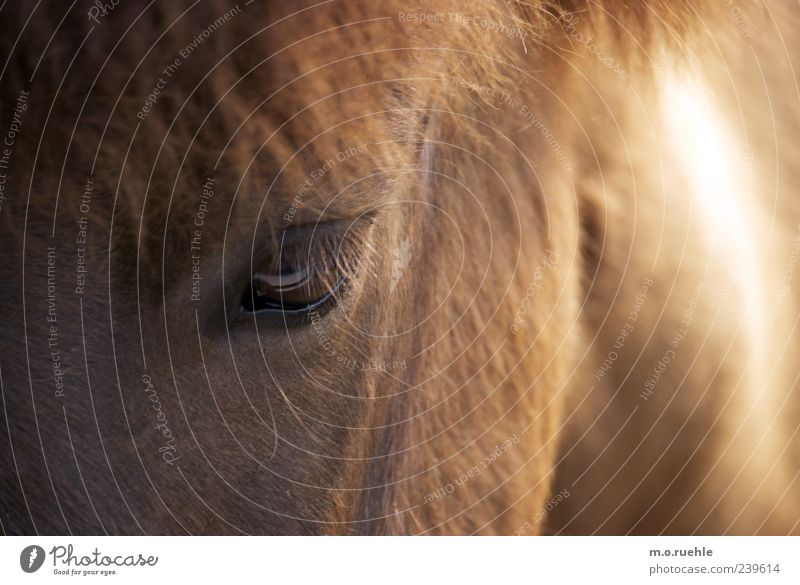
(1, 0, 799, 535)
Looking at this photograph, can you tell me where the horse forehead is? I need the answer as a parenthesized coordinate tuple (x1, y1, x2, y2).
(84, 0, 506, 234)
(167, 10, 424, 213)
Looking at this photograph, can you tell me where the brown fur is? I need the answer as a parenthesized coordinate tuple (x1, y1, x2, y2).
(1, 0, 798, 535)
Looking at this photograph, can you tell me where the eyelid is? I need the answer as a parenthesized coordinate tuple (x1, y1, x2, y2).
(277, 217, 371, 285)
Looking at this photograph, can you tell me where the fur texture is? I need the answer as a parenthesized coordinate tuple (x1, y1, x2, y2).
(1, 0, 798, 535)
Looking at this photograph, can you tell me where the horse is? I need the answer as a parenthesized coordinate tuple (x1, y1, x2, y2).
(1, 0, 799, 535)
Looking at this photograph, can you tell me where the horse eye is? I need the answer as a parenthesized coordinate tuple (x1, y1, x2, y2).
(241, 252, 343, 314)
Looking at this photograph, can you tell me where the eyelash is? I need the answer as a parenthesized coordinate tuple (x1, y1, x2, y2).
(241, 226, 366, 317)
